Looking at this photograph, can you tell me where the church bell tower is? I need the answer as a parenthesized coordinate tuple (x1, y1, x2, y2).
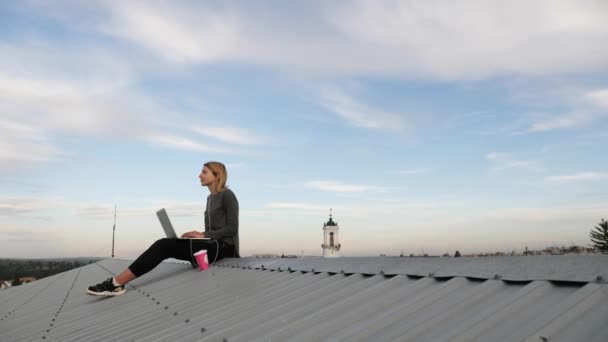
(321, 209, 341, 258)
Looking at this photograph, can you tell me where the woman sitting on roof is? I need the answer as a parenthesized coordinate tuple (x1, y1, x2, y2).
(87, 161, 240, 296)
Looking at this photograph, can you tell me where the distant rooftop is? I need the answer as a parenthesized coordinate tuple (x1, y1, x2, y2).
(1, 255, 607, 341)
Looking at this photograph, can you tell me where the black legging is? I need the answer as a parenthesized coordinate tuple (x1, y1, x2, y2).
(128, 238, 236, 277)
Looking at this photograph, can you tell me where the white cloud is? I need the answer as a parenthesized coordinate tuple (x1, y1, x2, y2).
(485, 152, 543, 172)
(0, 195, 207, 219)
(143, 133, 233, 154)
(0, 41, 269, 172)
(398, 168, 430, 175)
(321, 89, 407, 132)
(0, 119, 67, 171)
(465, 203, 608, 224)
(0, 228, 58, 242)
(586, 88, 608, 109)
(190, 125, 269, 145)
(266, 202, 328, 211)
(525, 87, 608, 133)
(545, 172, 608, 182)
(266, 199, 436, 218)
(76, 0, 608, 80)
(304, 180, 392, 194)
(528, 111, 595, 132)
(0, 43, 167, 171)
(101, 1, 242, 64)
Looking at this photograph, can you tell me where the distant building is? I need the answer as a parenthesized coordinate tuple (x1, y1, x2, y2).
(321, 209, 341, 258)
(252, 254, 280, 258)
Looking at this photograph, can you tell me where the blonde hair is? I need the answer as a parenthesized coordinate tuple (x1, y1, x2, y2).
(204, 161, 228, 194)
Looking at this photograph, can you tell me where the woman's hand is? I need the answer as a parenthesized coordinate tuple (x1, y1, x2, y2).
(181, 231, 205, 238)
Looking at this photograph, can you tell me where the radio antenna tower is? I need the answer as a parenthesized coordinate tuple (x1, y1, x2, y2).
(111, 204, 116, 258)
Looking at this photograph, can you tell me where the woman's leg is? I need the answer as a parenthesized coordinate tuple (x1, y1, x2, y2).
(173, 239, 234, 266)
(117, 239, 233, 286)
(126, 238, 192, 279)
(173, 239, 221, 265)
(115, 268, 137, 285)
(88, 238, 198, 295)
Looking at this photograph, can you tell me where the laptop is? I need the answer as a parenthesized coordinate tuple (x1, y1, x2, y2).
(156, 208, 210, 240)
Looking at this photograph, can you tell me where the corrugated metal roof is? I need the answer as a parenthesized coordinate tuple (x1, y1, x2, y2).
(1, 256, 607, 342)
(216, 255, 608, 282)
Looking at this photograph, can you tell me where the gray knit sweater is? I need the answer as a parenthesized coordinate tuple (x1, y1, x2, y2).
(204, 188, 240, 257)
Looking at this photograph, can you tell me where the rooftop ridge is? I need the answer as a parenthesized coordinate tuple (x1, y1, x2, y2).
(215, 255, 608, 283)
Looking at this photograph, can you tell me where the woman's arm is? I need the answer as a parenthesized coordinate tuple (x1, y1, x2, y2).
(205, 190, 239, 239)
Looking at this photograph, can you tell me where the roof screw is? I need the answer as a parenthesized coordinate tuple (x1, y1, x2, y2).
(164, 306, 169, 310)
(201, 328, 206, 333)
(288, 267, 292, 272)
(380, 270, 385, 275)
(539, 336, 548, 341)
(596, 275, 604, 283)
(428, 272, 434, 277)
(494, 274, 502, 280)
(311, 268, 315, 273)
(174, 312, 178, 316)
(185, 319, 190, 323)
(277, 267, 281, 271)
(157, 302, 160, 305)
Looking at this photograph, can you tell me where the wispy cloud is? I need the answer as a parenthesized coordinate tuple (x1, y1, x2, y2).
(266, 202, 328, 211)
(528, 111, 596, 132)
(68, 0, 608, 80)
(545, 172, 608, 182)
(0, 195, 209, 219)
(100, 1, 241, 64)
(266, 199, 436, 218)
(398, 168, 430, 175)
(0, 228, 57, 242)
(485, 152, 543, 172)
(525, 88, 608, 133)
(0, 43, 166, 171)
(145, 134, 220, 152)
(190, 125, 270, 145)
(0, 119, 67, 171)
(304, 180, 392, 193)
(0, 41, 265, 172)
(321, 89, 407, 132)
(586, 89, 608, 109)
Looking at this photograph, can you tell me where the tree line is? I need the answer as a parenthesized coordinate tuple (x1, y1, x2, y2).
(0, 259, 100, 286)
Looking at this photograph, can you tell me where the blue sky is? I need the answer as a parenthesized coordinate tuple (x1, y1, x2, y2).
(1, 1, 608, 258)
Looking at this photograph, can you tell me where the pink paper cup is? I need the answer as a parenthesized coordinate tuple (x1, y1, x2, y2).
(193, 249, 209, 271)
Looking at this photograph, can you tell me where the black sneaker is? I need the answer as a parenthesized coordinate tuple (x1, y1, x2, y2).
(87, 277, 126, 296)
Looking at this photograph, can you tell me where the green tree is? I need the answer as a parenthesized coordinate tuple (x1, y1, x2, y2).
(589, 218, 608, 253)
(12, 277, 22, 286)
